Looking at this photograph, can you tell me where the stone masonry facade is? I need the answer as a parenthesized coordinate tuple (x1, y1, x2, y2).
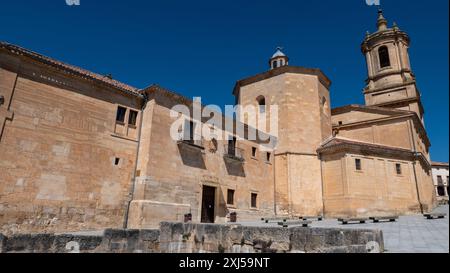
(0, 10, 438, 235)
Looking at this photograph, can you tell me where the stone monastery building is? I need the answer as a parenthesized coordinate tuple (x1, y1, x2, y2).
(0, 10, 437, 233)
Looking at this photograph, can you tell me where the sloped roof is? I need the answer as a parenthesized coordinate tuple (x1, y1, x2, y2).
(331, 104, 431, 148)
(319, 136, 411, 153)
(332, 104, 414, 116)
(317, 136, 430, 169)
(0, 41, 140, 97)
(272, 49, 286, 58)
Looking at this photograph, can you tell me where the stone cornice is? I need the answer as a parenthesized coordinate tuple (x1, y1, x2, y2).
(142, 84, 277, 146)
(331, 105, 430, 148)
(317, 138, 431, 170)
(363, 80, 416, 94)
(233, 65, 331, 96)
(331, 104, 411, 116)
(361, 29, 410, 54)
(365, 69, 414, 84)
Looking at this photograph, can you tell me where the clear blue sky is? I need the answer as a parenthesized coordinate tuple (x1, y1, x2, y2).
(0, 0, 448, 162)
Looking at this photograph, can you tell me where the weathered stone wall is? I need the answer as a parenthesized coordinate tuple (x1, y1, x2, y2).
(0, 52, 141, 235)
(332, 113, 429, 160)
(158, 222, 383, 253)
(321, 151, 435, 217)
(238, 72, 331, 217)
(0, 229, 160, 253)
(0, 222, 384, 253)
(128, 93, 276, 229)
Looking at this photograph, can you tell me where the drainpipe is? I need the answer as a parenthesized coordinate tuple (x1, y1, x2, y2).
(408, 120, 424, 214)
(273, 153, 277, 216)
(319, 153, 325, 218)
(123, 93, 147, 229)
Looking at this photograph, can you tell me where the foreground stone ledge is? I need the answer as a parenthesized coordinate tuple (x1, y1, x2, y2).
(0, 222, 384, 253)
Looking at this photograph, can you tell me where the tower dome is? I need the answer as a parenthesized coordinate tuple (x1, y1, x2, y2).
(269, 47, 289, 70)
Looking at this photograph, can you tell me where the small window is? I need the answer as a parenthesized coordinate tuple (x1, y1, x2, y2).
(266, 152, 271, 162)
(251, 193, 258, 208)
(257, 96, 266, 113)
(183, 120, 195, 141)
(257, 96, 266, 106)
(338, 121, 343, 126)
(128, 110, 138, 126)
(378, 46, 390, 68)
(114, 157, 120, 166)
(273, 61, 277, 68)
(396, 163, 402, 175)
(227, 189, 235, 205)
(355, 159, 362, 171)
(437, 186, 446, 196)
(116, 106, 127, 123)
(437, 175, 443, 184)
(228, 137, 237, 156)
(252, 147, 257, 158)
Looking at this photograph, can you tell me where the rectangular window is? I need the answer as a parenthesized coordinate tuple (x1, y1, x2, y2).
(396, 163, 402, 175)
(227, 189, 235, 205)
(116, 106, 127, 123)
(252, 147, 257, 158)
(355, 159, 362, 171)
(228, 137, 236, 156)
(437, 175, 443, 184)
(128, 110, 138, 126)
(266, 152, 271, 162)
(251, 193, 258, 208)
(183, 120, 195, 142)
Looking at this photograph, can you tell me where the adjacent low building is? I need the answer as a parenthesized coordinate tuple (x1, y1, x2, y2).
(431, 162, 449, 204)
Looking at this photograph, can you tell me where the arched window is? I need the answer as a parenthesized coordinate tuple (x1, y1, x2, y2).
(256, 96, 266, 113)
(378, 46, 390, 68)
(321, 97, 328, 114)
(272, 61, 278, 69)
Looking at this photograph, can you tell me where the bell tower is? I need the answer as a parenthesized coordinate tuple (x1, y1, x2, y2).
(269, 47, 289, 70)
(361, 9, 425, 123)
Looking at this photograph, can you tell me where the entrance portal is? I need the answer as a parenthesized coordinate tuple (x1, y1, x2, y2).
(201, 186, 216, 223)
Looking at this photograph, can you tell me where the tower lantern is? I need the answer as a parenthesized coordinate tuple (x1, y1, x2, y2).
(269, 47, 289, 70)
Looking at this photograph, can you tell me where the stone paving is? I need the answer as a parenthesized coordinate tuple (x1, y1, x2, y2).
(240, 205, 449, 253)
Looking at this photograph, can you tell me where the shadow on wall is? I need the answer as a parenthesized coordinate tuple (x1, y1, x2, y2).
(216, 186, 230, 219)
(177, 144, 206, 169)
(223, 159, 246, 177)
